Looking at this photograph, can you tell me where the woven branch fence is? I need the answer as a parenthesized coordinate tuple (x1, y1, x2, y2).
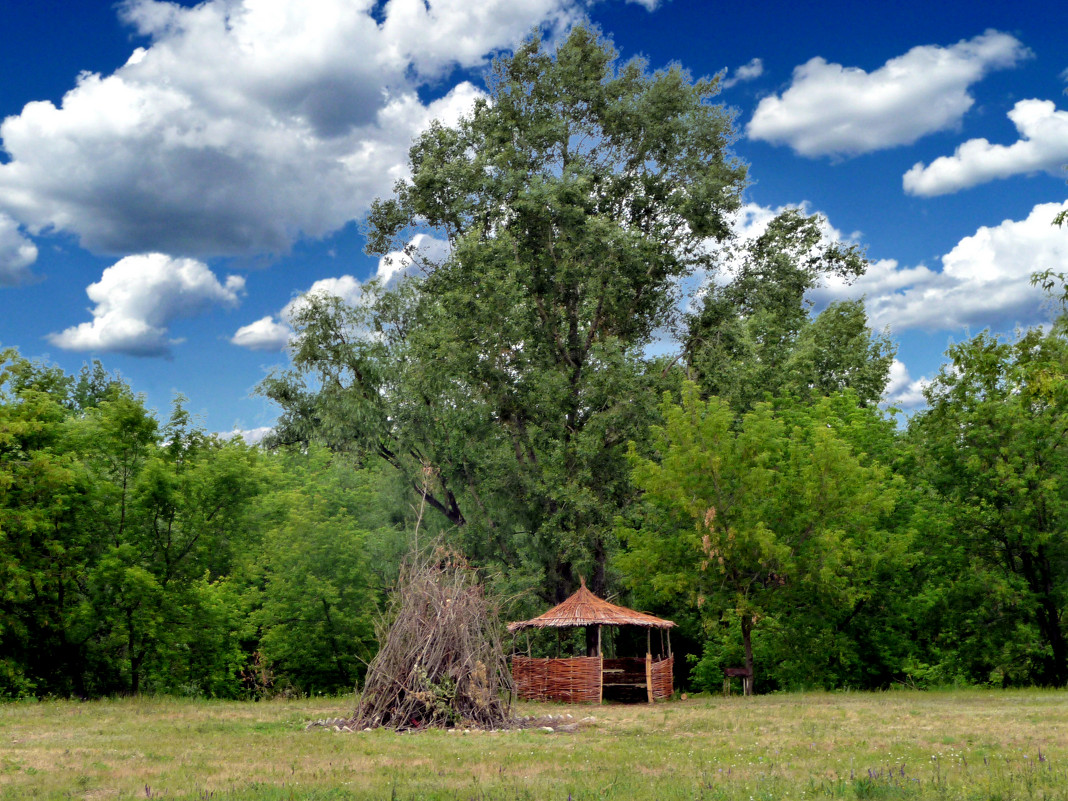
(650, 655, 674, 699)
(511, 656, 602, 703)
(512, 654, 673, 703)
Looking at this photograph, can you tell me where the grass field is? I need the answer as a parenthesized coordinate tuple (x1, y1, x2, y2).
(2, 690, 1067, 800)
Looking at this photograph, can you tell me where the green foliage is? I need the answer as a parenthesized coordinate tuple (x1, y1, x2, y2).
(261, 25, 747, 606)
(243, 448, 390, 695)
(686, 209, 895, 412)
(0, 350, 94, 697)
(907, 318, 1068, 686)
(620, 384, 906, 691)
(0, 350, 401, 698)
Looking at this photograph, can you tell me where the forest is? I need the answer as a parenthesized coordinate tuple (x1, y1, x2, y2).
(2, 27, 1066, 700)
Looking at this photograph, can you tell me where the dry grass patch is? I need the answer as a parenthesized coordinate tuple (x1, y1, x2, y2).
(2, 691, 1068, 799)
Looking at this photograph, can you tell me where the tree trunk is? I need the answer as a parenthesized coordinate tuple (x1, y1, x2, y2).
(127, 609, 140, 695)
(585, 625, 600, 657)
(1021, 548, 1068, 685)
(741, 613, 754, 696)
(591, 535, 607, 597)
(1041, 594, 1067, 686)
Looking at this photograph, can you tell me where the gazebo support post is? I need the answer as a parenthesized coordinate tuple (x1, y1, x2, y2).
(646, 629, 653, 703)
(597, 626, 603, 704)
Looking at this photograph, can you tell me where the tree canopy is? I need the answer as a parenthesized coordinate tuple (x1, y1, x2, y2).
(261, 25, 747, 604)
(3, 30, 1067, 699)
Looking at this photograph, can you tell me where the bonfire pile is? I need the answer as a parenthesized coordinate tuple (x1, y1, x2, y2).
(353, 547, 513, 731)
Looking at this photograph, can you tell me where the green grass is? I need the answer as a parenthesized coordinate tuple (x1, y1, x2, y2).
(2, 690, 1067, 800)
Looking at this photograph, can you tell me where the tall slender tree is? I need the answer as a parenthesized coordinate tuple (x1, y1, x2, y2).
(262, 25, 746, 603)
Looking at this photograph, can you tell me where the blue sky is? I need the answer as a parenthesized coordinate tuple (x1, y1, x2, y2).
(1, 0, 1066, 436)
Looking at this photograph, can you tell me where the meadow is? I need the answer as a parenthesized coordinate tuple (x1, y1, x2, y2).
(2, 690, 1067, 800)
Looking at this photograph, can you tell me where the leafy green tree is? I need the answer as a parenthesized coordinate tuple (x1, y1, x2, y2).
(71, 395, 264, 695)
(908, 318, 1068, 685)
(0, 350, 90, 696)
(243, 448, 391, 694)
(261, 25, 747, 604)
(620, 384, 902, 691)
(685, 209, 894, 412)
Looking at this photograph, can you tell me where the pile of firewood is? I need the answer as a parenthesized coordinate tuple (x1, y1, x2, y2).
(352, 546, 513, 730)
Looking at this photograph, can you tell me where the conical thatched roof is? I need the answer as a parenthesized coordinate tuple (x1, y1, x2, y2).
(507, 578, 675, 632)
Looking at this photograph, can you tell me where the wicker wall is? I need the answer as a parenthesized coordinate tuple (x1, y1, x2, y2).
(512, 654, 674, 703)
(511, 656, 602, 703)
(650, 654, 674, 700)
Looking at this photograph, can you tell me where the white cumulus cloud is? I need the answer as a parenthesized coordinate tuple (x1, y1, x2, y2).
(230, 234, 448, 352)
(226, 426, 273, 446)
(230, 316, 292, 352)
(747, 30, 1029, 157)
(375, 232, 452, 285)
(815, 201, 1068, 331)
(49, 253, 244, 357)
(722, 58, 764, 89)
(229, 275, 364, 353)
(0, 214, 38, 287)
(0, 0, 599, 258)
(884, 359, 929, 409)
(903, 99, 1068, 195)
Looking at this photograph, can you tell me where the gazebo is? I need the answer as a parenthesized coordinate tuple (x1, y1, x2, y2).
(507, 579, 675, 704)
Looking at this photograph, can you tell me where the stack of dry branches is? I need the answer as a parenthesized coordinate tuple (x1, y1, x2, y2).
(353, 546, 513, 730)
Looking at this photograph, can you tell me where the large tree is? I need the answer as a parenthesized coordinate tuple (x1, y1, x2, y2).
(909, 318, 1068, 686)
(262, 25, 746, 603)
(620, 384, 903, 692)
(0, 351, 91, 696)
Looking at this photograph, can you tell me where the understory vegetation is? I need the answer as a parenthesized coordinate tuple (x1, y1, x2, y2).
(3, 27, 1068, 700)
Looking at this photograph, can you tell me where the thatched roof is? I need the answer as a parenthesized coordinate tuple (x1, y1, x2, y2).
(507, 578, 675, 632)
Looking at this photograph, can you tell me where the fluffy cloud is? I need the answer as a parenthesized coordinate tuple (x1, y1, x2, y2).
(815, 201, 1068, 331)
(230, 234, 447, 351)
(229, 275, 364, 352)
(884, 359, 929, 409)
(747, 31, 1029, 156)
(903, 99, 1068, 195)
(49, 253, 244, 357)
(227, 426, 273, 446)
(722, 57, 764, 89)
(375, 232, 452, 285)
(0, 214, 38, 287)
(702, 199, 1065, 337)
(0, 0, 594, 257)
(230, 316, 292, 352)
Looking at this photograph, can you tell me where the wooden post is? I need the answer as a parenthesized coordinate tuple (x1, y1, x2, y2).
(667, 629, 672, 657)
(597, 625, 603, 704)
(646, 628, 654, 703)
